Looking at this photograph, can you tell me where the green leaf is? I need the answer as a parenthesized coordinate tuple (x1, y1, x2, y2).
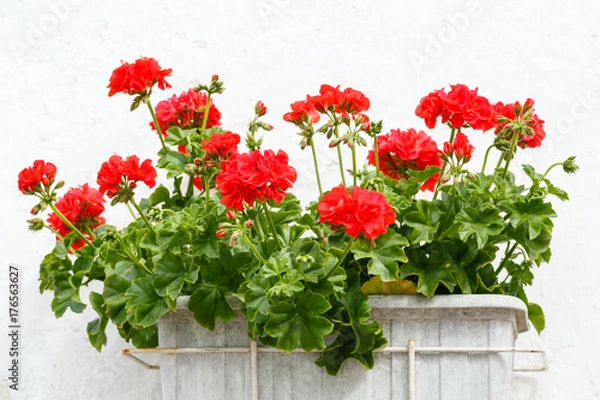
(352, 230, 408, 281)
(455, 205, 505, 249)
(125, 276, 169, 327)
(149, 184, 171, 206)
(157, 147, 189, 178)
(522, 164, 543, 185)
(527, 302, 545, 334)
(321, 254, 346, 295)
(102, 261, 144, 326)
(399, 247, 457, 296)
(507, 198, 556, 240)
(39, 251, 72, 293)
(118, 322, 158, 348)
(86, 292, 109, 351)
(239, 275, 270, 321)
(316, 272, 387, 375)
(264, 292, 334, 352)
(342, 273, 383, 354)
(187, 245, 250, 330)
(152, 251, 199, 300)
(407, 166, 440, 185)
(544, 180, 569, 201)
(436, 240, 497, 294)
(403, 200, 440, 244)
(51, 272, 86, 317)
(188, 284, 237, 330)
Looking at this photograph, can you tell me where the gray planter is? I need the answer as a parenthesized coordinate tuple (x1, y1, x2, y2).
(156, 295, 528, 400)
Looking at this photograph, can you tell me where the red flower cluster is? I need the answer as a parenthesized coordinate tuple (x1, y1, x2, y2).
(97, 155, 156, 198)
(367, 128, 442, 191)
(216, 150, 297, 211)
(310, 84, 370, 115)
(415, 84, 497, 131)
(442, 131, 475, 161)
(47, 184, 105, 249)
(494, 99, 546, 149)
(152, 89, 222, 134)
(283, 84, 370, 128)
(107, 57, 172, 97)
(201, 131, 241, 161)
(317, 185, 395, 239)
(283, 97, 320, 125)
(18, 160, 57, 194)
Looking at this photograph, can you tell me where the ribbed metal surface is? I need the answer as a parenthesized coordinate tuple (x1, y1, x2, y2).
(155, 295, 527, 400)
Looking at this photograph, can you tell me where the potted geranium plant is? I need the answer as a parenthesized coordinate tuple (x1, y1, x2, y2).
(19, 56, 577, 399)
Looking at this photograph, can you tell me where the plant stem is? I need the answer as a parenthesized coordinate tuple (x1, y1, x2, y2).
(200, 94, 212, 132)
(495, 242, 519, 276)
(115, 235, 155, 276)
(352, 144, 357, 187)
(481, 144, 496, 174)
(373, 134, 381, 178)
(129, 198, 157, 237)
(433, 127, 457, 199)
(542, 162, 563, 180)
(146, 100, 168, 153)
(204, 175, 211, 213)
(48, 203, 93, 246)
(501, 132, 520, 178)
(242, 233, 267, 265)
(185, 177, 194, 199)
(126, 202, 138, 220)
(334, 123, 347, 187)
(262, 201, 282, 249)
(309, 138, 323, 196)
(326, 237, 355, 279)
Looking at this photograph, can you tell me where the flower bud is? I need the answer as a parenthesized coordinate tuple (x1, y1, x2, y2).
(562, 156, 579, 174)
(27, 218, 44, 231)
(300, 137, 308, 150)
(244, 219, 254, 228)
(255, 101, 267, 117)
(329, 137, 342, 148)
(226, 210, 236, 220)
(185, 164, 196, 174)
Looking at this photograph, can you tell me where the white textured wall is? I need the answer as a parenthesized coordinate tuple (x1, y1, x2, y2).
(0, 1, 598, 399)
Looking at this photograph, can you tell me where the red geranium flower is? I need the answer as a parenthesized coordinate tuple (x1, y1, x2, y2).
(18, 160, 57, 194)
(493, 99, 546, 149)
(309, 85, 344, 113)
(216, 149, 297, 211)
(107, 57, 172, 97)
(201, 131, 241, 160)
(47, 184, 105, 249)
(97, 155, 156, 198)
(317, 185, 395, 239)
(152, 89, 222, 134)
(368, 128, 442, 191)
(415, 84, 496, 131)
(340, 87, 370, 115)
(283, 97, 320, 125)
(443, 131, 474, 161)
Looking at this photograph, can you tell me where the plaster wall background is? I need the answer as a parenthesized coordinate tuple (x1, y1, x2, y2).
(0, 1, 598, 398)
